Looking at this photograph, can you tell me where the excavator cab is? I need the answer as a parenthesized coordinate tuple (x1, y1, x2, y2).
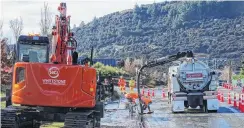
(16, 34, 49, 63)
(5, 34, 50, 107)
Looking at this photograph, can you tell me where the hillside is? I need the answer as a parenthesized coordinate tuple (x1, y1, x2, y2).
(73, 1, 244, 60)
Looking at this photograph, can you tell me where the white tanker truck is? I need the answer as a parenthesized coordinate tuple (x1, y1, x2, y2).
(168, 58, 219, 113)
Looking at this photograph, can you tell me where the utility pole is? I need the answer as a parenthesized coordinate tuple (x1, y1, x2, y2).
(241, 52, 244, 68)
(214, 59, 216, 70)
(170, 30, 172, 47)
(228, 60, 232, 84)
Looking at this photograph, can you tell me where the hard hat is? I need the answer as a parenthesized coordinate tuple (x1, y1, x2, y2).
(120, 76, 123, 78)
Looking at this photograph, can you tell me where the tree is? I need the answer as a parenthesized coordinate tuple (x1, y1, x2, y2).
(147, 3, 158, 19)
(40, 2, 52, 36)
(123, 58, 143, 76)
(79, 21, 85, 28)
(1, 38, 13, 85)
(136, 20, 142, 30)
(132, 4, 141, 21)
(73, 24, 76, 29)
(240, 68, 244, 75)
(9, 17, 23, 42)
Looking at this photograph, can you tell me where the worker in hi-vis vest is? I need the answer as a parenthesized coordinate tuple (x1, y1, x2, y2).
(118, 76, 126, 94)
(129, 77, 136, 93)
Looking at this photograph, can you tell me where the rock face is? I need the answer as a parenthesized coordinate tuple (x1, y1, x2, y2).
(73, 1, 244, 60)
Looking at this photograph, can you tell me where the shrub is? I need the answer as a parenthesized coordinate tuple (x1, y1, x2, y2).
(93, 62, 127, 77)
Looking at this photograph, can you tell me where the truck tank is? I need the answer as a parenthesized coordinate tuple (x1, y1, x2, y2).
(176, 58, 213, 92)
(168, 58, 219, 113)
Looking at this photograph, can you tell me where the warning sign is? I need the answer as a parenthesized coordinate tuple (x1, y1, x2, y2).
(186, 73, 203, 78)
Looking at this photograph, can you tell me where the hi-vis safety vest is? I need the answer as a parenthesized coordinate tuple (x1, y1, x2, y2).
(129, 80, 135, 87)
(118, 78, 126, 87)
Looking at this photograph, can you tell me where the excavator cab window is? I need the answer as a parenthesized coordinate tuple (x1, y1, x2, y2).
(16, 35, 49, 63)
(15, 67, 25, 84)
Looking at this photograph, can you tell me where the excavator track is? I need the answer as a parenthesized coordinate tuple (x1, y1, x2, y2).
(1, 108, 19, 128)
(64, 111, 97, 128)
(1, 106, 41, 128)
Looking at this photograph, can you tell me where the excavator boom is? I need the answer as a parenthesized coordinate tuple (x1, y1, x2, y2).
(51, 2, 77, 64)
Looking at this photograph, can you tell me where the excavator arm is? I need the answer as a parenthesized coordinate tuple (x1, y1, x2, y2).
(50, 2, 77, 64)
(136, 51, 194, 116)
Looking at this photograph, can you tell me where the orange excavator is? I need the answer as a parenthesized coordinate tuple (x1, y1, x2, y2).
(1, 3, 104, 128)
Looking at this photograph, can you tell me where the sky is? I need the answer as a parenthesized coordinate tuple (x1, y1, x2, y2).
(0, 0, 166, 44)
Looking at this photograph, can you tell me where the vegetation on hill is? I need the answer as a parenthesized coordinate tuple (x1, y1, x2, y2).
(93, 62, 127, 78)
(73, 1, 244, 60)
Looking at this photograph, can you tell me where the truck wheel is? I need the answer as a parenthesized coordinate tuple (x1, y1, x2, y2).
(203, 101, 208, 113)
(184, 101, 189, 108)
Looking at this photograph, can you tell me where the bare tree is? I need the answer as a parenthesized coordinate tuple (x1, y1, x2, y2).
(40, 2, 52, 36)
(9, 17, 23, 42)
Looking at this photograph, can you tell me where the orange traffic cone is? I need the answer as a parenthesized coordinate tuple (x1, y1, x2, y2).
(221, 92, 224, 102)
(152, 88, 155, 97)
(228, 92, 232, 104)
(162, 88, 166, 98)
(147, 89, 150, 97)
(142, 87, 145, 96)
(239, 94, 242, 110)
(217, 91, 220, 100)
(241, 94, 244, 112)
(233, 93, 237, 107)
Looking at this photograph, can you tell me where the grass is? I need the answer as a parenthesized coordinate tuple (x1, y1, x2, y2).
(40, 122, 64, 128)
(1, 102, 6, 108)
(1, 91, 6, 97)
(1, 91, 6, 108)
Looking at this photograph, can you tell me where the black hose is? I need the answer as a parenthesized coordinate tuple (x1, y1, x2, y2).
(136, 51, 193, 115)
(136, 66, 146, 117)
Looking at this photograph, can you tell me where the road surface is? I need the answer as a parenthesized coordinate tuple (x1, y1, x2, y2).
(101, 86, 244, 128)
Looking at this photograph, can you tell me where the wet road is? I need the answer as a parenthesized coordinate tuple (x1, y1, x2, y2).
(143, 87, 244, 128)
(143, 98, 244, 128)
(102, 86, 244, 128)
